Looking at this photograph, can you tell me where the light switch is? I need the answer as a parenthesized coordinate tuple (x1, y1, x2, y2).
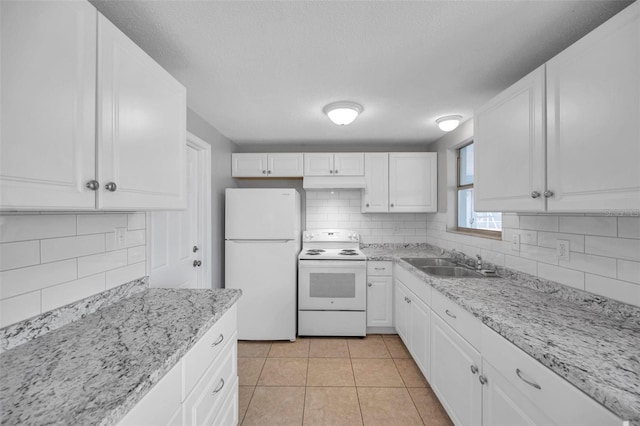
(557, 239, 570, 261)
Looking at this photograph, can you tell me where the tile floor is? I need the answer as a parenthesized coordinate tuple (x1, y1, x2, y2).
(237, 334, 453, 426)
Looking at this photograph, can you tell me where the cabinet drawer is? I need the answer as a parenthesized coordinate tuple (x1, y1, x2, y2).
(395, 264, 431, 306)
(481, 325, 622, 426)
(183, 304, 237, 398)
(368, 261, 393, 276)
(184, 334, 238, 426)
(431, 290, 481, 350)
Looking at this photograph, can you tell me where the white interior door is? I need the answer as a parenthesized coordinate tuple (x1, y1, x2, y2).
(148, 134, 211, 288)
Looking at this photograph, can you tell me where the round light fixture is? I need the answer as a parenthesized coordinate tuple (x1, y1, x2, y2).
(323, 101, 363, 125)
(436, 115, 462, 132)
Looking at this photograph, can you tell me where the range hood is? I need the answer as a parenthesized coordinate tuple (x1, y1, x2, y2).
(302, 176, 367, 190)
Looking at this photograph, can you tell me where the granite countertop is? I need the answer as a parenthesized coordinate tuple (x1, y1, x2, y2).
(362, 245, 640, 424)
(0, 288, 242, 426)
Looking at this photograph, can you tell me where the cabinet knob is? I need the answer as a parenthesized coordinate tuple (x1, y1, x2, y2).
(368, 283, 372, 287)
(267, 170, 272, 174)
(193, 260, 202, 267)
(479, 375, 488, 385)
(329, 170, 333, 174)
(470, 365, 478, 375)
(104, 182, 117, 192)
(543, 190, 554, 198)
(530, 191, 541, 199)
(334, 170, 338, 174)
(390, 203, 394, 208)
(262, 170, 267, 174)
(366, 203, 370, 207)
(193, 246, 199, 253)
(86, 180, 99, 191)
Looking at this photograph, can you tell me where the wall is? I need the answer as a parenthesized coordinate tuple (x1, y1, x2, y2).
(427, 120, 640, 307)
(187, 108, 237, 287)
(306, 190, 427, 244)
(0, 213, 146, 327)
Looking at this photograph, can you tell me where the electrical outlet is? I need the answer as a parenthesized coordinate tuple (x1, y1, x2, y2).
(557, 239, 570, 261)
(115, 227, 127, 248)
(511, 234, 520, 252)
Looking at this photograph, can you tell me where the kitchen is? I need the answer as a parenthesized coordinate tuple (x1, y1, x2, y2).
(1, 1, 639, 425)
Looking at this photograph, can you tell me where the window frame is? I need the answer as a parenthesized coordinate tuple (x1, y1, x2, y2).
(456, 142, 502, 239)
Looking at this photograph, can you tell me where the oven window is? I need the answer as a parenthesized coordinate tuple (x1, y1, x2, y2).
(309, 273, 356, 298)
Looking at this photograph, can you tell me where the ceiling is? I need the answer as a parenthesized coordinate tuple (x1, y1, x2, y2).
(90, 0, 633, 146)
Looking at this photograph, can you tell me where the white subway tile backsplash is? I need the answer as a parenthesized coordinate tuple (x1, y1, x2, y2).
(127, 213, 146, 231)
(537, 232, 585, 253)
(479, 249, 505, 267)
(128, 246, 146, 264)
(0, 259, 77, 299)
(502, 214, 519, 229)
(559, 216, 617, 237)
(538, 263, 585, 290)
(41, 234, 105, 263)
(618, 217, 640, 239)
(518, 244, 558, 265)
(41, 274, 106, 312)
(105, 262, 146, 289)
(105, 229, 145, 251)
(503, 229, 537, 245)
(0, 215, 76, 243)
(618, 260, 640, 284)
(585, 274, 640, 306)
(519, 215, 558, 232)
(77, 214, 127, 235)
(77, 250, 128, 278)
(0, 241, 40, 271)
(504, 255, 537, 276)
(0, 292, 40, 328)
(558, 252, 617, 278)
(585, 236, 640, 262)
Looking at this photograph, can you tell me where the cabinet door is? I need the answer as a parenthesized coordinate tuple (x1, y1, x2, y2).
(431, 313, 482, 426)
(408, 295, 431, 381)
(98, 14, 186, 210)
(474, 66, 546, 212)
(546, 3, 640, 212)
(389, 153, 437, 213)
(482, 361, 554, 426)
(334, 153, 364, 176)
(0, 1, 96, 210)
(304, 153, 333, 176)
(232, 153, 268, 177)
(268, 153, 304, 177)
(367, 275, 393, 327)
(362, 153, 389, 213)
(394, 280, 410, 344)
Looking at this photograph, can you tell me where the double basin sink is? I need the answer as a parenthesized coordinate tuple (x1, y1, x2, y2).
(401, 257, 491, 278)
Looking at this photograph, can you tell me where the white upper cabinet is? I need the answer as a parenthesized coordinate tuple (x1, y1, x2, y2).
(474, 66, 546, 212)
(97, 14, 186, 210)
(231, 153, 303, 177)
(362, 153, 389, 212)
(1, 1, 97, 210)
(304, 153, 364, 176)
(546, 2, 640, 212)
(475, 3, 639, 213)
(0, 2, 186, 211)
(389, 153, 437, 213)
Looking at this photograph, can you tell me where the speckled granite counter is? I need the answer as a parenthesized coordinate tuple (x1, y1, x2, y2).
(0, 288, 241, 426)
(362, 245, 640, 424)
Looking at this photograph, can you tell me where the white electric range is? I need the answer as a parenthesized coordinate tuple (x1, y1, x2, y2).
(298, 229, 367, 337)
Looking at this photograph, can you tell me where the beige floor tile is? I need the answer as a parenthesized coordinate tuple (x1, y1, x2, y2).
(408, 387, 453, 426)
(352, 359, 404, 387)
(348, 336, 391, 358)
(357, 387, 423, 426)
(307, 358, 355, 387)
(394, 358, 429, 387)
(242, 386, 305, 426)
(309, 338, 350, 358)
(238, 386, 255, 424)
(383, 336, 412, 359)
(269, 338, 310, 357)
(258, 357, 308, 386)
(238, 357, 266, 386)
(303, 387, 363, 426)
(238, 341, 272, 358)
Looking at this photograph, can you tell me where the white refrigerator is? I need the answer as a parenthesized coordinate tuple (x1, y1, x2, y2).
(225, 188, 300, 341)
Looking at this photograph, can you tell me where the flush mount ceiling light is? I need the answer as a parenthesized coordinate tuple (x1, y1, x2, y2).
(323, 101, 363, 126)
(436, 115, 462, 132)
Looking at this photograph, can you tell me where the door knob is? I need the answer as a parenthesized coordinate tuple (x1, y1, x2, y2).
(86, 180, 99, 191)
(104, 182, 117, 192)
(193, 260, 202, 267)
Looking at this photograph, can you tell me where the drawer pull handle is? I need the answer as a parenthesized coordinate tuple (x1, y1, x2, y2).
(212, 378, 225, 394)
(374, 267, 385, 270)
(445, 309, 457, 319)
(516, 368, 541, 390)
(211, 334, 224, 347)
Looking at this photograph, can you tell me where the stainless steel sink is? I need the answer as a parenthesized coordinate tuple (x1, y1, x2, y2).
(420, 266, 484, 278)
(401, 257, 457, 268)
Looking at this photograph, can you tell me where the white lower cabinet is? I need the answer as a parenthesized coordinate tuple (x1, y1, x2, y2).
(367, 261, 394, 328)
(118, 304, 238, 426)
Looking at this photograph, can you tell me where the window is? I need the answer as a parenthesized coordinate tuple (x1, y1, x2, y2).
(457, 142, 502, 238)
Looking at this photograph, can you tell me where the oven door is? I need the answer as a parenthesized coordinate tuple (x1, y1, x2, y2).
(298, 260, 366, 310)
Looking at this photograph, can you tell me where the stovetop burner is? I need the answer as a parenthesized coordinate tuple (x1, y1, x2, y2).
(307, 249, 325, 253)
(340, 252, 359, 256)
